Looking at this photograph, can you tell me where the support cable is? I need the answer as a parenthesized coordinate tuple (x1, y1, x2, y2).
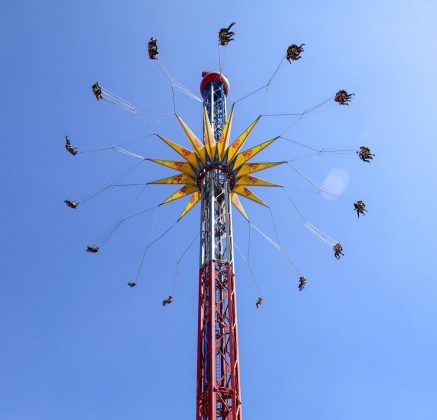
(90, 203, 157, 249)
(234, 239, 262, 296)
(123, 204, 158, 222)
(113, 146, 146, 160)
(135, 207, 159, 281)
(217, 43, 223, 76)
(135, 216, 179, 282)
(79, 144, 148, 159)
(151, 60, 178, 113)
(247, 220, 251, 266)
(268, 208, 302, 275)
(172, 223, 180, 294)
(288, 152, 323, 162)
(97, 84, 174, 136)
(249, 219, 302, 276)
(171, 83, 177, 114)
(131, 183, 149, 206)
(286, 163, 354, 202)
(261, 57, 286, 113)
(304, 222, 338, 248)
(262, 96, 333, 119)
(287, 152, 359, 162)
(98, 219, 124, 246)
(77, 159, 147, 204)
(101, 87, 137, 113)
(79, 145, 117, 154)
(102, 87, 174, 118)
(281, 136, 355, 154)
(171, 231, 199, 296)
(302, 102, 337, 118)
(280, 188, 339, 248)
(249, 222, 280, 250)
(80, 185, 112, 204)
(281, 187, 306, 223)
(234, 57, 286, 105)
(281, 137, 324, 152)
(261, 96, 335, 137)
(154, 60, 203, 104)
(233, 84, 268, 105)
(134, 112, 160, 135)
(77, 134, 156, 154)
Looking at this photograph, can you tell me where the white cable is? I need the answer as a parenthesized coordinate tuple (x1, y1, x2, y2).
(303, 222, 337, 247)
(114, 147, 146, 160)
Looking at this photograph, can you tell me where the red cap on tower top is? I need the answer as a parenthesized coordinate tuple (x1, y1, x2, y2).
(200, 71, 230, 96)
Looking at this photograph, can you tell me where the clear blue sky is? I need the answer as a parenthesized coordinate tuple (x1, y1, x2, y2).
(2, 1, 437, 419)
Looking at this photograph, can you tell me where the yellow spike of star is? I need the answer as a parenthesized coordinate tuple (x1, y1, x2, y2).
(148, 158, 197, 176)
(176, 114, 207, 164)
(233, 186, 268, 207)
(149, 173, 195, 185)
(160, 185, 199, 205)
(231, 137, 279, 170)
(156, 134, 200, 169)
(179, 192, 201, 220)
(217, 104, 234, 161)
(203, 108, 216, 161)
(226, 116, 260, 162)
(235, 161, 286, 177)
(235, 175, 281, 187)
(231, 193, 249, 221)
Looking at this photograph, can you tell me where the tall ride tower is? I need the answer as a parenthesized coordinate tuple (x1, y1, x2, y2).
(145, 69, 284, 419)
(71, 31, 364, 420)
(197, 72, 242, 420)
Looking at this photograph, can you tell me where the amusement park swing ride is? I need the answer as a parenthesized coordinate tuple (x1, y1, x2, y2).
(64, 23, 373, 420)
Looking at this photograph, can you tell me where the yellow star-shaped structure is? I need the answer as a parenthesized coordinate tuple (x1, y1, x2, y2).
(148, 106, 286, 220)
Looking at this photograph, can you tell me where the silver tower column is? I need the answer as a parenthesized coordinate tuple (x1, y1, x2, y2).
(200, 76, 233, 268)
